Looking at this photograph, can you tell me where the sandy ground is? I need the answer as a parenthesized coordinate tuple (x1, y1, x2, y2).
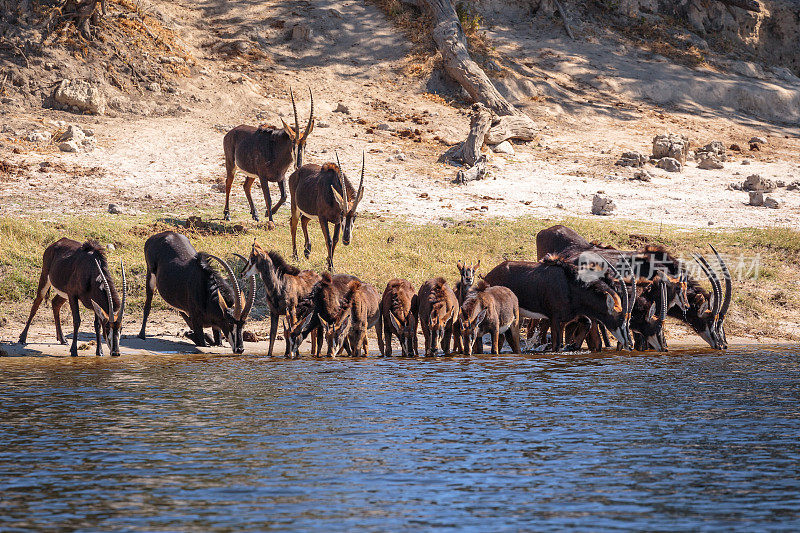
(1, 0, 799, 227)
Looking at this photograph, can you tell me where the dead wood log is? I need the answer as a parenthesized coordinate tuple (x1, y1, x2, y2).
(553, 0, 575, 39)
(486, 115, 538, 145)
(418, 0, 518, 117)
(447, 103, 494, 167)
(454, 156, 487, 184)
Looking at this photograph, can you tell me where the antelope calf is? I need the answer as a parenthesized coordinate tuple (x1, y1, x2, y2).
(377, 278, 419, 357)
(19, 238, 127, 357)
(452, 259, 479, 354)
(417, 277, 458, 357)
(284, 272, 359, 358)
(319, 279, 380, 357)
(223, 88, 314, 228)
(459, 280, 521, 356)
(483, 256, 633, 352)
(138, 231, 255, 354)
(289, 154, 365, 271)
(238, 242, 320, 357)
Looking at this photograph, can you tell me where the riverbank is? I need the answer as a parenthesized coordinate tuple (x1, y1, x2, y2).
(1, 210, 798, 352)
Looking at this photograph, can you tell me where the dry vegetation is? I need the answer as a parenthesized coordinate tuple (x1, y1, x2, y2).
(1, 210, 799, 344)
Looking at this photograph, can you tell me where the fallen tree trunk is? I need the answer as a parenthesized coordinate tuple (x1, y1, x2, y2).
(420, 0, 519, 117)
(485, 115, 538, 145)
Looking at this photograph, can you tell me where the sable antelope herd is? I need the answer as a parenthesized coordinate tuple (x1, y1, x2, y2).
(14, 89, 734, 358)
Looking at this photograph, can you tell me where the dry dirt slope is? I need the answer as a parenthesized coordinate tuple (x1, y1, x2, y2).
(0, 0, 798, 229)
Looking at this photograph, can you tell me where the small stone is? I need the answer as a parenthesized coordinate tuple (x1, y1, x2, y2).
(57, 125, 85, 143)
(749, 136, 767, 144)
(243, 331, 258, 343)
(616, 151, 647, 167)
(764, 197, 781, 209)
(108, 204, 123, 214)
(742, 160, 750, 165)
(729, 144, 742, 151)
(656, 157, 682, 172)
(334, 102, 350, 114)
(58, 140, 79, 152)
(106, 243, 116, 251)
(27, 130, 52, 143)
(376, 123, 392, 131)
(592, 194, 616, 216)
(147, 82, 161, 93)
(697, 154, 724, 170)
(493, 140, 515, 155)
(787, 181, 800, 191)
(291, 23, 312, 42)
(750, 143, 760, 151)
(742, 174, 776, 192)
(748, 191, 764, 206)
(316, 121, 330, 128)
(632, 169, 652, 181)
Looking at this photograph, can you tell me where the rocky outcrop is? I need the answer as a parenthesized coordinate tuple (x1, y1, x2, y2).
(53, 79, 106, 115)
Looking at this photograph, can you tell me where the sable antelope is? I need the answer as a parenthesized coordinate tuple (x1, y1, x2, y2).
(417, 277, 458, 357)
(289, 154, 365, 271)
(483, 256, 634, 352)
(238, 243, 320, 357)
(19, 239, 127, 357)
(285, 272, 359, 358)
(319, 279, 380, 357)
(452, 259, 480, 354)
(223, 88, 315, 227)
(377, 278, 419, 357)
(458, 280, 520, 356)
(138, 231, 255, 353)
(630, 278, 669, 351)
(536, 224, 730, 349)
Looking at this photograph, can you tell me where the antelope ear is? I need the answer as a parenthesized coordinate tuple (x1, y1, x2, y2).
(457, 260, 464, 272)
(331, 186, 346, 210)
(217, 290, 228, 311)
(280, 118, 296, 140)
(476, 309, 487, 326)
(474, 259, 481, 271)
(339, 314, 351, 331)
(606, 293, 616, 313)
(648, 302, 657, 323)
(300, 312, 315, 334)
(91, 300, 109, 321)
(389, 312, 402, 335)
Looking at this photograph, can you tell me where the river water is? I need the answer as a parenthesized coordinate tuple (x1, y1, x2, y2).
(1, 347, 799, 531)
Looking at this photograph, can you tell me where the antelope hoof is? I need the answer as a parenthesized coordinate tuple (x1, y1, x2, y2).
(304, 245, 311, 259)
(292, 251, 299, 262)
(137, 332, 146, 340)
(267, 221, 276, 231)
(70, 347, 79, 357)
(18, 334, 27, 345)
(223, 211, 231, 222)
(251, 212, 260, 222)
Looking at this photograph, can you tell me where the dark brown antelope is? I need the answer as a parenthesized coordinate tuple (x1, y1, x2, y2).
(19, 238, 127, 357)
(377, 278, 419, 357)
(458, 280, 520, 356)
(536, 224, 730, 350)
(417, 277, 458, 357)
(284, 272, 360, 358)
(629, 278, 669, 351)
(138, 231, 255, 354)
(483, 256, 633, 352)
(223, 88, 314, 228)
(238, 242, 320, 357)
(452, 259, 480, 354)
(319, 279, 380, 357)
(289, 154, 365, 271)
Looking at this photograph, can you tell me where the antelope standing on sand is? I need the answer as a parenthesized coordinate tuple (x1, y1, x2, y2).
(285, 272, 360, 358)
(319, 279, 380, 357)
(417, 277, 458, 357)
(238, 243, 320, 357)
(483, 256, 634, 352)
(377, 278, 419, 357)
(459, 280, 521, 356)
(452, 260, 479, 354)
(19, 239, 127, 357)
(223, 88, 314, 228)
(289, 154, 365, 271)
(138, 231, 255, 354)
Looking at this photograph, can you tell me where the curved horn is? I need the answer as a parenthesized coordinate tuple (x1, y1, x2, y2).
(300, 87, 314, 142)
(658, 279, 668, 323)
(355, 150, 365, 205)
(290, 87, 299, 137)
(206, 254, 243, 319)
(118, 259, 127, 321)
(232, 252, 249, 265)
(241, 273, 256, 320)
(335, 152, 348, 212)
(709, 244, 732, 324)
(95, 259, 114, 318)
(693, 253, 721, 319)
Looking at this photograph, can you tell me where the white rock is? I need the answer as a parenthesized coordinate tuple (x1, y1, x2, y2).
(749, 136, 767, 144)
(59, 140, 79, 152)
(334, 102, 350, 114)
(493, 140, 515, 154)
(764, 197, 781, 209)
(57, 125, 85, 143)
(656, 157, 682, 172)
(697, 154, 724, 170)
(108, 204, 123, 214)
(592, 194, 616, 215)
(748, 191, 764, 206)
(27, 130, 52, 143)
(53, 79, 106, 115)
